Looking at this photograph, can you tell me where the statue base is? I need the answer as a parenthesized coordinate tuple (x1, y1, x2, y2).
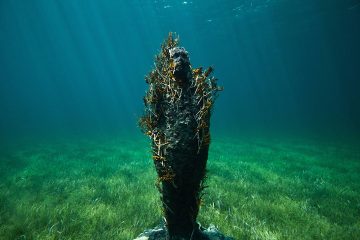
(134, 222, 234, 240)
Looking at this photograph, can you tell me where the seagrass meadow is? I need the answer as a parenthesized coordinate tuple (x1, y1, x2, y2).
(0, 135, 360, 239)
(1, 0, 360, 240)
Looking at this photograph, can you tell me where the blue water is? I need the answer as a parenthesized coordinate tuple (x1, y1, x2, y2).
(0, 0, 359, 140)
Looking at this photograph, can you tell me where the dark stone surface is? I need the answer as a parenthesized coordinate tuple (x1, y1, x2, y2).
(152, 46, 209, 238)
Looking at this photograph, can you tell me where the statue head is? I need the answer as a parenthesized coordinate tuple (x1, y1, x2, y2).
(169, 47, 191, 81)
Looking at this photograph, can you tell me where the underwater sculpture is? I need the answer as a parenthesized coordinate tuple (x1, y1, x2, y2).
(136, 33, 232, 240)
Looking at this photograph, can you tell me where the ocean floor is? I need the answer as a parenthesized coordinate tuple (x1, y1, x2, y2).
(0, 135, 359, 239)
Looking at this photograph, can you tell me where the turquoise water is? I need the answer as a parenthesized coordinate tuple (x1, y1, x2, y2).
(1, 0, 359, 139)
(0, 1, 360, 239)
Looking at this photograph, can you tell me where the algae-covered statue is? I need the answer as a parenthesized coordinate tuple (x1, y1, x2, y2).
(136, 33, 232, 240)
